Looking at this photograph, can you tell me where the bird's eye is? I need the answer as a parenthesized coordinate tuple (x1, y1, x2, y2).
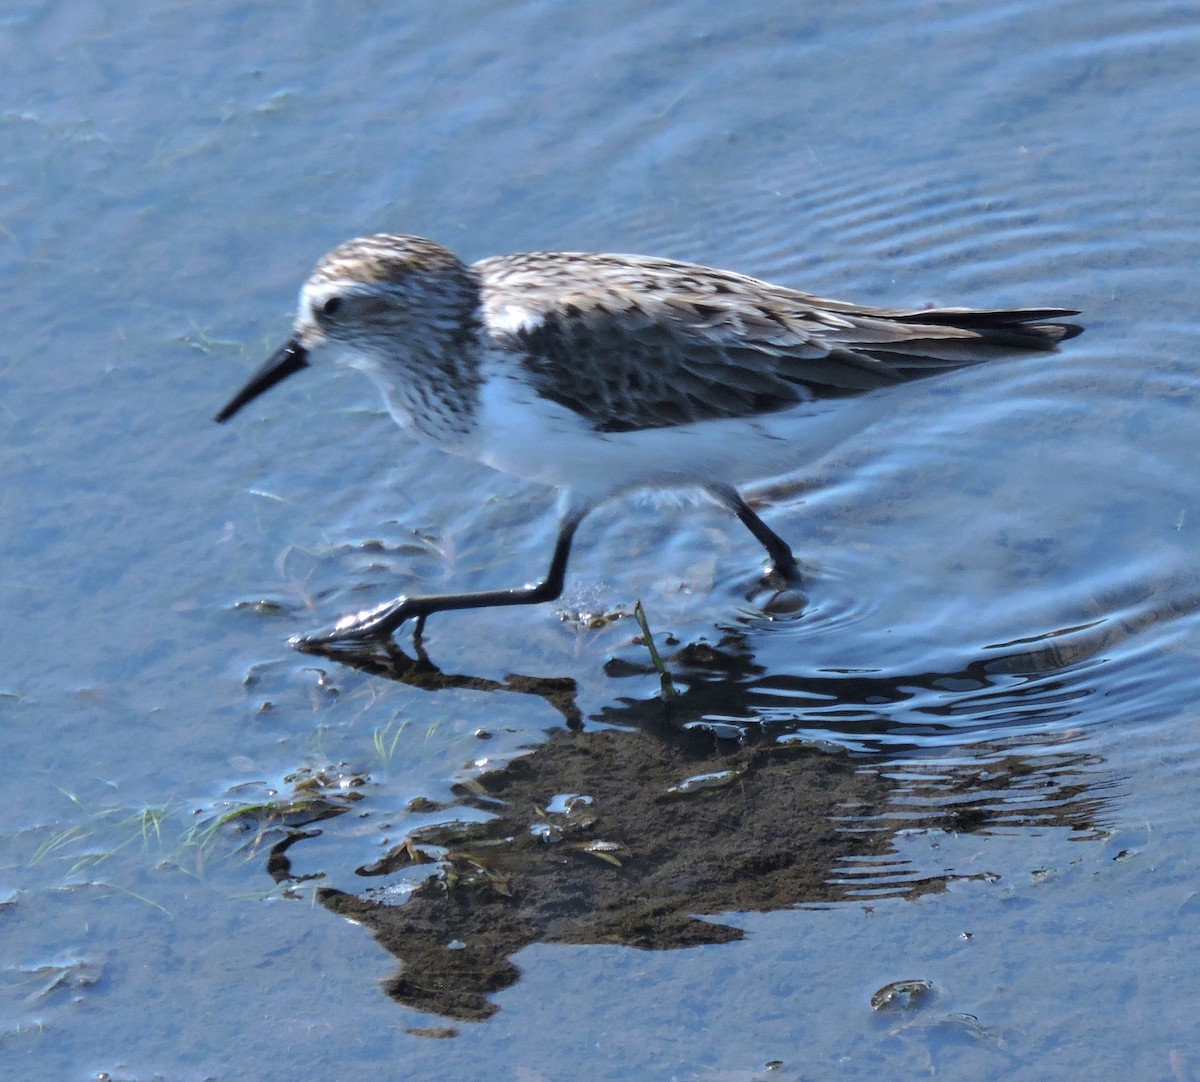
(320, 296, 343, 318)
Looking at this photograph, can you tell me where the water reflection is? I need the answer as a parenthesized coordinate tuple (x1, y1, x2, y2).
(623, 570, 1200, 753)
(257, 617, 1136, 1023)
(302, 638, 583, 729)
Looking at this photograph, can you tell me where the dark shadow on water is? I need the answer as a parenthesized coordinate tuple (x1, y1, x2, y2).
(298, 729, 1103, 1025)
(300, 637, 583, 730)
(252, 609, 1158, 1024)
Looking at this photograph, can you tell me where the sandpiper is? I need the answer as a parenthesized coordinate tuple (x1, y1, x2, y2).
(216, 233, 1080, 648)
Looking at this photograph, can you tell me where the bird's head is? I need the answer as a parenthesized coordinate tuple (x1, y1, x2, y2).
(215, 234, 479, 423)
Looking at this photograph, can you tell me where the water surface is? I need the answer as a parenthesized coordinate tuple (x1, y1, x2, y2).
(3, 0, 1199, 1078)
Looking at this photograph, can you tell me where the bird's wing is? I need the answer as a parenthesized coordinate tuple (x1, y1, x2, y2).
(477, 252, 1078, 434)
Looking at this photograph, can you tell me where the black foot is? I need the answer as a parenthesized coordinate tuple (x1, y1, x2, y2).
(706, 483, 807, 591)
(761, 548, 808, 590)
(756, 557, 809, 617)
(290, 515, 583, 654)
(290, 597, 418, 651)
(765, 560, 798, 589)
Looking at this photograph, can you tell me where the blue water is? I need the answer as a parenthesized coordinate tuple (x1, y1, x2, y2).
(3, 0, 1200, 1078)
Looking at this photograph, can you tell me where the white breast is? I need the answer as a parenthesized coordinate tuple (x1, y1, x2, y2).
(468, 360, 896, 506)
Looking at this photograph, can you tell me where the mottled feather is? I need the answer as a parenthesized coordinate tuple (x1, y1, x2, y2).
(476, 251, 1079, 433)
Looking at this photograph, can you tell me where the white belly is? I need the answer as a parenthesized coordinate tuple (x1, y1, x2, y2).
(470, 368, 895, 505)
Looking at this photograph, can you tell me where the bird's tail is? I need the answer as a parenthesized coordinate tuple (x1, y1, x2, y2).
(857, 306, 1083, 367)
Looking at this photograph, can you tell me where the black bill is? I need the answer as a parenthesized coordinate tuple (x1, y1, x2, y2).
(214, 339, 310, 423)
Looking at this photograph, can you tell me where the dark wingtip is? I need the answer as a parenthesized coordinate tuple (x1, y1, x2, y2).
(214, 340, 309, 423)
(1047, 320, 1084, 342)
(1017, 317, 1083, 347)
(896, 306, 1084, 350)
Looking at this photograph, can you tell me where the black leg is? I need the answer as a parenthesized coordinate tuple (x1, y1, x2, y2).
(705, 483, 800, 582)
(292, 511, 584, 650)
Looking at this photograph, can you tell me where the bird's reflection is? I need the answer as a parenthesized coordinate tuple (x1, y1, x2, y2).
(299, 636, 582, 729)
(259, 611, 1136, 1024)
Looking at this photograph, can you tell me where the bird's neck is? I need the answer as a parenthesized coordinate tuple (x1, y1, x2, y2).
(356, 311, 487, 446)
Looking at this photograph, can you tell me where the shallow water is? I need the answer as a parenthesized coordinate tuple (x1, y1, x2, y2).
(3, 0, 1200, 1078)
